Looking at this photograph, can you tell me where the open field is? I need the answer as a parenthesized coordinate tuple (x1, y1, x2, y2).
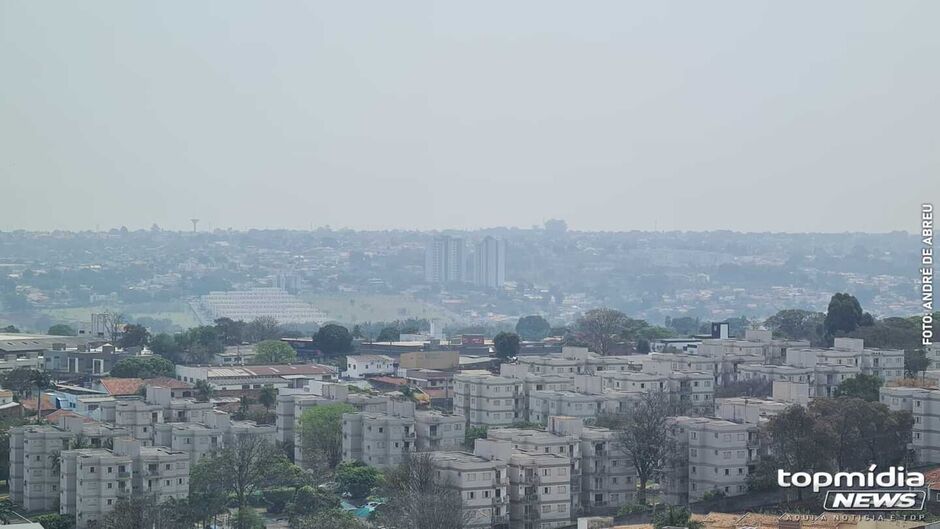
(301, 294, 459, 325)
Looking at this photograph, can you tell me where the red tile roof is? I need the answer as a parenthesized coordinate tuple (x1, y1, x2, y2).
(98, 378, 145, 396)
(19, 394, 57, 413)
(45, 409, 95, 424)
(144, 376, 193, 390)
(923, 467, 940, 490)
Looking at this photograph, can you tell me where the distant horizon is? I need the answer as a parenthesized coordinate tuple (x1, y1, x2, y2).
(0, 224, 922, 236)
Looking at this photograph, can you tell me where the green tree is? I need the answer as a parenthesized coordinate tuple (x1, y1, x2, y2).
(335, 461, 382, 499)
(299, 403, 356, 470)
(906, 349, 930, 377)
(652, 505, 702, 529)
(0, 325, 20, 333)
(614, 391, 671, 504)
(109, 356, 176, 379)
(246, 316, 281, 343)
(764, 309, 826, 345)
(291, 509, 366, 529)
(259, 385, 277, 410)
(493, 332, 520, 361)
(94, 495, 194, 529)
(379, 453, 470, 529)
(0, 498, 17, 524)
(313, 324, 354, 356)
(189, 454, 230, 528)
(464, 426, 487, 449)
(254, 340, 298, 364)
(574, 308, 629, 355)
(515, 315, 551, 341)
(117, 323, 150, 348)
(194, 380, 214, 402)
(214, 317, 247, 345)
(833, 374, 883, 402)
(377, 327, 400, 342)
(47, 324, 77, 337)
(760, 405, 837, 500)
(285, 484, 339, 520)
(33, 513, 74, 529)
(825, 293, 864, 337)
(636, 338, 651, 354)
(0, 367, 38, 399)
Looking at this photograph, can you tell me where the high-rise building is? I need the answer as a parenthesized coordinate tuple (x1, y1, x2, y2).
(474, 236, 506, 289)
(425, 236, 466, 284)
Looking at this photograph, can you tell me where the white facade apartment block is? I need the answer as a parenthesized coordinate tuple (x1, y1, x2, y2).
(454, 373, 524, 428)
(342, 412, 416, 469)
(415, 410, 465, 451)
(516, 348, 638, 378)
(59, 449, 132, 529)
(527, 391, 604, 424)
(577, 425, 636, 512)
(114, 399, 163, 445)
(687, 419, 758, 502)
(429, 451, 511, 529)
(880, 385, 939, 464)
(661, 417, 702, 506)
(487, 425, 582, 516)
(508, 450, 573, 529)
(10, 418, 131, 512)
(641, 353, 718, 381)
(133, 446, 190, 502)
(345, 355, 397, 379)
(715, 397, 789, 426)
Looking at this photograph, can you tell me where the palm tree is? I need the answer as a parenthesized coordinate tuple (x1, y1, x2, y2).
(31, 370, 52, 423)
(194, 380, 214, 403)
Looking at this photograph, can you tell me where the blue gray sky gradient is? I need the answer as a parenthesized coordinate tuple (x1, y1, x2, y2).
(1, 1, 937, 233)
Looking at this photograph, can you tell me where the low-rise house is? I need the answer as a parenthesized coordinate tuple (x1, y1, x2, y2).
(345, 355, 397, 379)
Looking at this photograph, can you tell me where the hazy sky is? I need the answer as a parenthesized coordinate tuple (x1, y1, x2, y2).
(1, 2, 937, 233)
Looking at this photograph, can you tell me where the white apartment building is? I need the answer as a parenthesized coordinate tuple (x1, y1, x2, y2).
(345, 354, 397, 379)
(58, 448, 132, 529)
(474, 439, 574, 529)
(342, 410, 416, 469)
(454, 373, 525, 428)
(515, 347, 638, 378)
(662, 417, 758, 505)
(276, 382, 391, 467)
(9, 416, 131, 512)
(429, 450, 511, 529)
(528, 391, 607, 424)
(576, 424, 636, 512)
(152, 422, 222, 464)
(487, 425, 582, 516)
(58, 438, 190, 529)
(715, 397, 789, 425)
(880, 385, 940, 464)
(415, 410, 465, 451)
